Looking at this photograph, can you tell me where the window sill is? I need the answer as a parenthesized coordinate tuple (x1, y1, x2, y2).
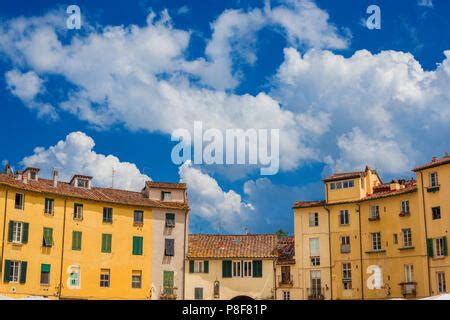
(368, 217, 380, 222)
(365, 250, 386, 254)
(10, 242, 23, 246)
(44, 212, 54, 216)
(427, 186, 440, 193)
(103, 221, 113, 225)
(399, 246, 415, 251)
(133, 223, 144, 227)
(432, 256, 446, 260)
(399, 212, 410, 217)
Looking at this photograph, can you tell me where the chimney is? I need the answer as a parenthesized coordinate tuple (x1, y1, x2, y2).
(4, 163, 11, 174)
(53, 170, 59, 188)
(432, 156, 438, 162)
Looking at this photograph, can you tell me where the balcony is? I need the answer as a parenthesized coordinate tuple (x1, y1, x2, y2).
(427, 185, 440, 193)
(340, 244, 351, 254)
(278, 275, 293, 287)
(160, 287, 177, 300)
(400, 282, 417, 298)
(307, 288, 325, 300)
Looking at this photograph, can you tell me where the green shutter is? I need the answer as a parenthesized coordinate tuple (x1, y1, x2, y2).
(427, 238, 434, 257)
(72, 231, 82, 251)
(189, 260, 194, 273)
(22, 223, 29, 244)
(8, 221, 13, 242)
(163, 271, 174, 295)
(4, 260, 11, 283)
(133, 236, 143, 255)
(444, 236, 448, 256)
(19, 261, 27, 284)
(41, 264, 51, 273)
(43, 228, 53, 247)
(222, 260, 232, 278)
(204, 261, 209, 273)
(102, 234, 112, 253)
(253, 260, 262, 278)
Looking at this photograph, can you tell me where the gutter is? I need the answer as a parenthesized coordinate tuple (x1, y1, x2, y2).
(0, 190, 8, 275)
(419, 171, 432, 296)
(58, 198, 68, 298)
(357, 203, 364, 300)
(324, 205, 333, 300)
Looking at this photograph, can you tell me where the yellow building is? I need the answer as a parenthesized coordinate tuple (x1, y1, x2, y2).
(185, 234, 298, 300)
(0, 165, 189, 300)
(294, 158, 450, 300)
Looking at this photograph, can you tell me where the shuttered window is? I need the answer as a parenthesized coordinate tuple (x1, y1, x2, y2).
(165, 238, 175, 256)
(165, 213, 175, 228)
(8, 221, 28, 244)
(222, 260, 232, 278)
(194, 288, 204, 300)
(103, 207, 113, 223)
(163, 271, 174, 295)
(101, 234, 112, 253)
(40, 264, 51, 285)
(252, 260, 263, 278)
(132, 236, 143, 255)
(43, 227, 53, 247)
(72, 231, 82, 251)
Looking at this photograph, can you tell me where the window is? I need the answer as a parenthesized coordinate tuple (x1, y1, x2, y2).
(132, 271, 142, 289)
(133, 210, 144, 225)
(194, 288, 204, 300)
(281, 266, 291, 284)
(341, 236, 351, 253)
(8, 221, 28, 245)
(69, 266, 80, 288)
(330, 180, 354, 190)
(432, 207, 441, 220)
(100, 269, 110, 288)
(40, 264, 51, 285)
(402, 229, 413, 247)
(9, 261, 21, 283)
(44, 198, 54, 215)
(310, 270, 322, 295)
(232, 261, 241, 277)
(436, 238, 446, 257)
(163, 271, 174, 295)
(4, 260, 27, 284)
(43, 227, 53, 247)
(132, 236, 143, 255)
(430, 172, 438, 187)
(161, 191, 172, 201)
(371, 232, 382, 251)
(72, 231, 82, 251)
(103, 207, 113, 223)
(437, 272, 446, 293)
(370, 206, 380, 220)
(310, 256, 320, 266)
(401, 200, 410, 214)
(310, 238, 320, 266)
(340, 210, 350, 225)
(404, 264, 414, 283)
(393, 233, 398, 245)
(15, 193, 24, 210)
(165, 238, 175, 256)
(243, 261, 252, 277)
(342, 263, 352, 290)
(191, 260, 209, 273)
(361, 178, 365, 189)
(309, 212, 319, 227)
(165, 213, 175, 228)
(74, 203, 83, 220)
(77, 179, 89, 189)
(330, 182, 335, 190)
(101, 234, 112, 253)
(283, 291, 291, 300)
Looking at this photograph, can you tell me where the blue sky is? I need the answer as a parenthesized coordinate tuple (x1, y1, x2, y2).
(1, 0, 449, 234)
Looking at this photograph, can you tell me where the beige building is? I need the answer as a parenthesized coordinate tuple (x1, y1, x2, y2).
(185, 234, 297, 300)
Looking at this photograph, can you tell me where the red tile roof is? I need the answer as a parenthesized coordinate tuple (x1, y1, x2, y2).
(187, 234, 279, 259)
(145, 181, 187, 190)
(413, 155, 450, 172)
(0, 173, 188, 210)
(293, 200, 326, 208)
(323, 171, 366, 182)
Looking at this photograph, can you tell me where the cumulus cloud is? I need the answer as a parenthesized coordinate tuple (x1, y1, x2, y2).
(21, 131, 150, 191)
(5, 69, 56, 119)
(273, 48, 450, 175)
(179, 161, 254, 232)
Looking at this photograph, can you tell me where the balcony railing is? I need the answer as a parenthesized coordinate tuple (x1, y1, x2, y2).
(278, 275, 293, 287)
(307, 287, 325, 300)
(341, 244, 351, 254)
(160, 286, 178, 300)
(400, 282, 417, 297)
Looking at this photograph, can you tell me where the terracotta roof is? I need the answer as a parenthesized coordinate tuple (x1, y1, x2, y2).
(145, 181, 186, 190)
(0, 173, 188, 210)
(413, 156, 450, 172)
(187, 234, 279, 259)
(276, 236, 295, 265)
(293, 200, 326, 208)
(323, 171, 366, 182)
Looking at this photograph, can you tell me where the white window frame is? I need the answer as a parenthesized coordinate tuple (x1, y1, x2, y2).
(340, 210, 350, 225)
(45, 198, 54, 215)
(404, 264, 414, 283)
(243, 261, 252, 277)
(402, 229, 413, 247)
(76, 179, 89, 188)
(371, 232, 382, 251)
(15, 193, 24, 210)
(100, 270, 110, 288)
(437, 272, 446, 293)
(309, 238, 320, 257)
(436, 238, 445, 257)
(430, 172, 438, 187)
(342, 263, 352, 290)
(283, 291, 290, 300)
(161, 191, 172, 201)
(232, 261, 241, 277)
(70, 266, 80, 288)
(74, 204, 83, 220)
(132, 272, 142, 289)
(193, 261, 204, 273)
(309, 212, 319, 227)
(9, 261, 21, 283)
(12, 221, 23, 244)
(401, 200, 410, 214)
(370, 206, 380, 219)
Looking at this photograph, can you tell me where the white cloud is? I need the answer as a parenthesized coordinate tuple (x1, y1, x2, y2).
(179, 161, 254, 232)
(418, 0, 433, 8)
(21, 131, 150, 191)
(5, 69, 57, 119)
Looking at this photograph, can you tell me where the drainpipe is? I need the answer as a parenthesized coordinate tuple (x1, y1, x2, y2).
(324, 205, 333, 300)
(419, 171, 432, 296)
(58, 199, 68, 298)
(182, 208, 189, 300)
(273, 260, 277, 300)
(357, 203, 364, 300)
(0, 190, 8, 275)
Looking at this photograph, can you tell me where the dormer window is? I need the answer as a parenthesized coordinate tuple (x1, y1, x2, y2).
(161, 191, 172, 201)
(77, 179, 89, 188)
(70, 175, 93, 189)
(330, 180, 354, 190)
(23, 167, 40, 181)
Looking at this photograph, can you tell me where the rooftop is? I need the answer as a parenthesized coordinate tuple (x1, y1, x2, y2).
(413, 154, 450, 172)
(187, 234, 280, 259)
(0, 172, 188, 210)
